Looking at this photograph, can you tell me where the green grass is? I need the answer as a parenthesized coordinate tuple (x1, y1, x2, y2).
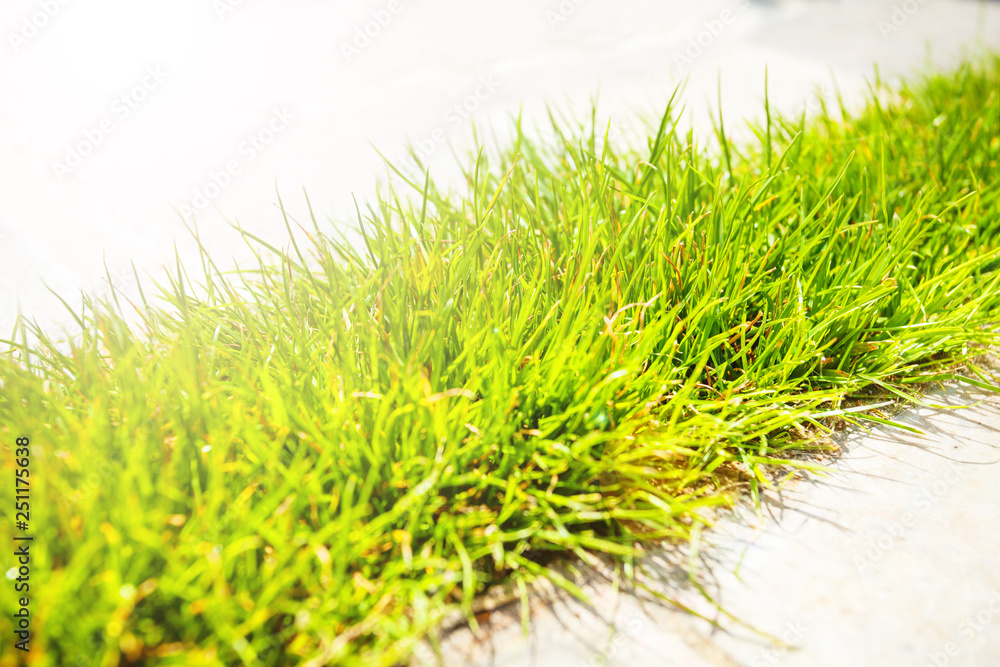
(2, 55, 999, 666)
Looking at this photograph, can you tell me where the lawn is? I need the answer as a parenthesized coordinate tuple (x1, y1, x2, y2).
(1, 55, 998, 666)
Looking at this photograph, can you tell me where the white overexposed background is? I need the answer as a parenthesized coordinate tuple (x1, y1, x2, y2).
(1, 0, 997, 337)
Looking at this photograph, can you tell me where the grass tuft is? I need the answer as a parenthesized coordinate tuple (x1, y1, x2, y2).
(1, 55, 999, 666)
